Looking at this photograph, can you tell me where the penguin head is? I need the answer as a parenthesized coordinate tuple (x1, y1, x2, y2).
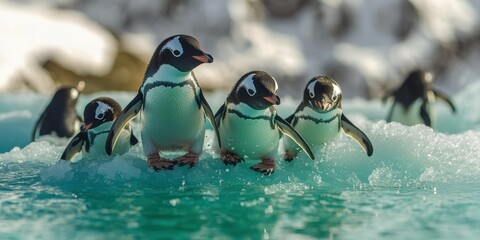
(51, 87, 80, 108)
(146, 34, 213, 76)
(303, 76, 342, 112)
(82, 97, 121, 131)
(398, 69, 432, 97)
(229, 71, 280, 110)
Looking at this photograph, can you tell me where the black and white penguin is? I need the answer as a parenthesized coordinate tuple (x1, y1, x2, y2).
(32, 83, 84, 141)
(215, 71, 314, 175)
(105, 34, 220, 170)
(283, 76, 373, 161)
(385, 69, 456, 127)
(61, 97, 138, 160)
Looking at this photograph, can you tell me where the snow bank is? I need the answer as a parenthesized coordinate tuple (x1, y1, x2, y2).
(0, 2, 116, 92)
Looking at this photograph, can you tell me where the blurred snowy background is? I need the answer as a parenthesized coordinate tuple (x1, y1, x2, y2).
(1, 0, 479, 99)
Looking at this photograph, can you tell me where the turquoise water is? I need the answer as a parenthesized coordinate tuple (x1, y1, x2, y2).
(1, 82, 480, 239)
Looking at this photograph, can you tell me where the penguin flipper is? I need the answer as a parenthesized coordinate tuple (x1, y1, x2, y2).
(274, 115, 315, 160)
(60, 132, 85, 161)
(129, 128, 139, 146)
(106, 92, 143, 155)
(341, 114, 373, 156)
(419, 101, 432, 127)
(285, 102, 305, 126)
(285, 114, 294, 124)
(32, 111, 47, 141)
(214, 103, 226, 127)
(432, 89, 456, 113)
(199, 90, 222, 148)
(386, 99, 397, 123)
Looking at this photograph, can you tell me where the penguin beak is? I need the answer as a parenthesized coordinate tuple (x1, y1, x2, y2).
(263, 95, 280, 105)
(192, 53, 213, 63)
(315, 100, 331, 111)
(82, 123, 93, 131)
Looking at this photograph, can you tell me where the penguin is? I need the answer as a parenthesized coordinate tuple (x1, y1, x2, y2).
(32, 82, 84, 141)
(283, 76, 373, 161)
(385, 69, 456, 127)
(215, 71, 314, 175)
(61, 97, 138, 160)
(105, 34, 220, 171)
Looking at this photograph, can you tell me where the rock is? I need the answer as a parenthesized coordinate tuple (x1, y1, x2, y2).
(43, 35, 150, 93)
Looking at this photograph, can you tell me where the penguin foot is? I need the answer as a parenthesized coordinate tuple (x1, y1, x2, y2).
(284, 151, 297, 162)
(250, 159, 275, 175)
(147, 155, 175, 171)
(173, 152, 199, 168)
(221, 151, 244, 166)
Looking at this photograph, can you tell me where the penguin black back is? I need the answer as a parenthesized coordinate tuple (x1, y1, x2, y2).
(391, 69, 431, 109)
(32, 87, 82, 141)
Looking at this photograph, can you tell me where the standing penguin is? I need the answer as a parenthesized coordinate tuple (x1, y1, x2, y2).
(61, 97, 138, 160)
(32, 82, 84, 141)
(283, 76, 373, 161)
(105, 34, 220, 171)
(385, 69, 456, 127)
(215, 71, 314, 175)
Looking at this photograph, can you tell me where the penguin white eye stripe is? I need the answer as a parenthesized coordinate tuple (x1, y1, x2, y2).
(307, 81, 316, 98)
(332, 84, 342, 100)
(238, 74, 257, 96)
(161, 36, 183, 57)
(95, 101, 112, 120)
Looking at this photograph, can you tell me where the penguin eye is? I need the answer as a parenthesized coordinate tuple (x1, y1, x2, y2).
(237, 73, 257, 97)
(96, 112, 104, 120)
(332, 95, 338, 101)
(309, 91, 315, 98)
(161, 37, 184, 57)
(172, 49, 181, 57)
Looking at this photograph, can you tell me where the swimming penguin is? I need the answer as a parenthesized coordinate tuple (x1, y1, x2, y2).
(105, 34, 220, 171)
(61, 97, 138, 160)
(215, 71, 314, 175)
(283, 76, 373, 161)
(32, 82, 85, 141)
(385, 69, 456, 127)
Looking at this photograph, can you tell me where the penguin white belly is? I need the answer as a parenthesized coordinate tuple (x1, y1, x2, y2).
(284, 108, 341, 153)
(85, 123, 131, 157)
(220, 110, 279, 160)
(390, 99, 435, 127)
(141, 85, 205, 150)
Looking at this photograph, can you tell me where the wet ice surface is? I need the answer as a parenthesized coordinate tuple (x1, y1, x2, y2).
(1, 82, 480, 239)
